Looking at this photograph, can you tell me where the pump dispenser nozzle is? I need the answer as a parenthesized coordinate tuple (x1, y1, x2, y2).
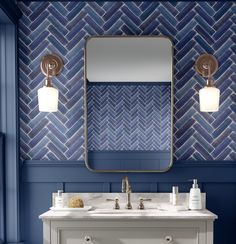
(192, 179, 198, 188)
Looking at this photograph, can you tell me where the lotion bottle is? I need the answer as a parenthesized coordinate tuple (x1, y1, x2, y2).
(189, 179, 202, 210)
(170, 186, 179, 206)
(55, 190, 64, 208)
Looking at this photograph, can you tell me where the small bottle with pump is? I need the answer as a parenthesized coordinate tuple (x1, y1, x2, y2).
(55, 190, 64, 208)
(189, 179, 202, 210)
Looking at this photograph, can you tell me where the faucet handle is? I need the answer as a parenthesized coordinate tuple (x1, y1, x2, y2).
(138, 198, 152, 210)
(106, 198, 120, 210)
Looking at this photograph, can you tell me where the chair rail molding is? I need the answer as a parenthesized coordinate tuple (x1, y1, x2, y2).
(22, 160, 236, 183)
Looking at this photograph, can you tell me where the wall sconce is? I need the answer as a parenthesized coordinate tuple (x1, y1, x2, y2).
(38, 54, 63, 112)
(195, 54, 220, 112)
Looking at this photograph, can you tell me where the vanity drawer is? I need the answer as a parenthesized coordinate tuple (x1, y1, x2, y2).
(50, 221, 206, 244)
(57, 228, 199, 244)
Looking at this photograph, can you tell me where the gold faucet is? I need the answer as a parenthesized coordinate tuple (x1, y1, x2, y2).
(122, 176, 132, 209)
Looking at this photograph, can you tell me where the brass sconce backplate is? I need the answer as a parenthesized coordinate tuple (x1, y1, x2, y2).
(40, 54, 63, 77)
(195, 54, 218, 77)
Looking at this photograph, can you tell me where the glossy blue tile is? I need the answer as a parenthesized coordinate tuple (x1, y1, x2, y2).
(18, 2, 236, 161)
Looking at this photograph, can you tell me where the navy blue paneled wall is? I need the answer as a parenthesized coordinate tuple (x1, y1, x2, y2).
(18, 1, 236, 161)
(0, 134, 4, 243)
(21, 161, 236, 244)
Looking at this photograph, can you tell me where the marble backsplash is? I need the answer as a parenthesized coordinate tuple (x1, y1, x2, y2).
(52, 192, 206, 210)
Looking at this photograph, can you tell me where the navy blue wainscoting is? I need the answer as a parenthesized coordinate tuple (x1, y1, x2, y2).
(21, 160, 236, 244)
(0, 133, 5, 244)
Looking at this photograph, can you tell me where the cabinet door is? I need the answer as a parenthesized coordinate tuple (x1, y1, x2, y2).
(56, 227, 200, 244)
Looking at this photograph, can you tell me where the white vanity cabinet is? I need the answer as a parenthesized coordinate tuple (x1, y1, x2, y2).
(40, 193, 216, 244)
(42, 218, 214, 244)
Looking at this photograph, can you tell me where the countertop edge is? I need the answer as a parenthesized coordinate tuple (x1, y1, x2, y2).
(39, 209, 218, 221)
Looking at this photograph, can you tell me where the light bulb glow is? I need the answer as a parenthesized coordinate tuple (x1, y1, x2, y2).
(38, 86, 59, 112)
(199, 86, 220, 112)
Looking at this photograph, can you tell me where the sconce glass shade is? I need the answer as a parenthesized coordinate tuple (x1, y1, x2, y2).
(199, 86, 220, 112)
(38, 86, 59, 112)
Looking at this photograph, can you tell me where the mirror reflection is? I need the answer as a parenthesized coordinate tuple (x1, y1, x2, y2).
(85, 36, 173, 172)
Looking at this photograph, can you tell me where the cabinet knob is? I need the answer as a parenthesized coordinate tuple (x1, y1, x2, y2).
(84, 236, 92, 242)
(165, 235, 173, 243)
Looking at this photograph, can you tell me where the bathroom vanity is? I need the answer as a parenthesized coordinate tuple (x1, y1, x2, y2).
(39, 193, 217, 244)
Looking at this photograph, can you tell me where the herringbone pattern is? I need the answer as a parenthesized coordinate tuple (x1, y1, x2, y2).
(18, 1, 236, 161)
(87, 84, 171, 151)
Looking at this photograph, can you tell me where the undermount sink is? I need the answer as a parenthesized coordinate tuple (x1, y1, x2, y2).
(157, 204, 189, 212)
(89, 206, 190, 215)
(90, 208, 158, 215)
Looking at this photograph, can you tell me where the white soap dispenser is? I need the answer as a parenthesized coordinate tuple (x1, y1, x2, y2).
(189, 179, 202, 210)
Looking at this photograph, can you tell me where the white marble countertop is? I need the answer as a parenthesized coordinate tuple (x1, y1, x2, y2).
(39, 209, 217, 220)
(39, 193, 217, 221)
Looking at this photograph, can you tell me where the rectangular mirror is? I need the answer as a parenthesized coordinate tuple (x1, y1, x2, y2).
(85, 36, 173, 172)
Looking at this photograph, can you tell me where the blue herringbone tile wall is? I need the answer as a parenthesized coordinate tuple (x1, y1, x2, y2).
(87, 84, 171, 151)
(18, 1, 236, 161)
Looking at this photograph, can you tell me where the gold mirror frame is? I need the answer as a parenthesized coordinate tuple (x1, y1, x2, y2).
(84, 36, 174, 172)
